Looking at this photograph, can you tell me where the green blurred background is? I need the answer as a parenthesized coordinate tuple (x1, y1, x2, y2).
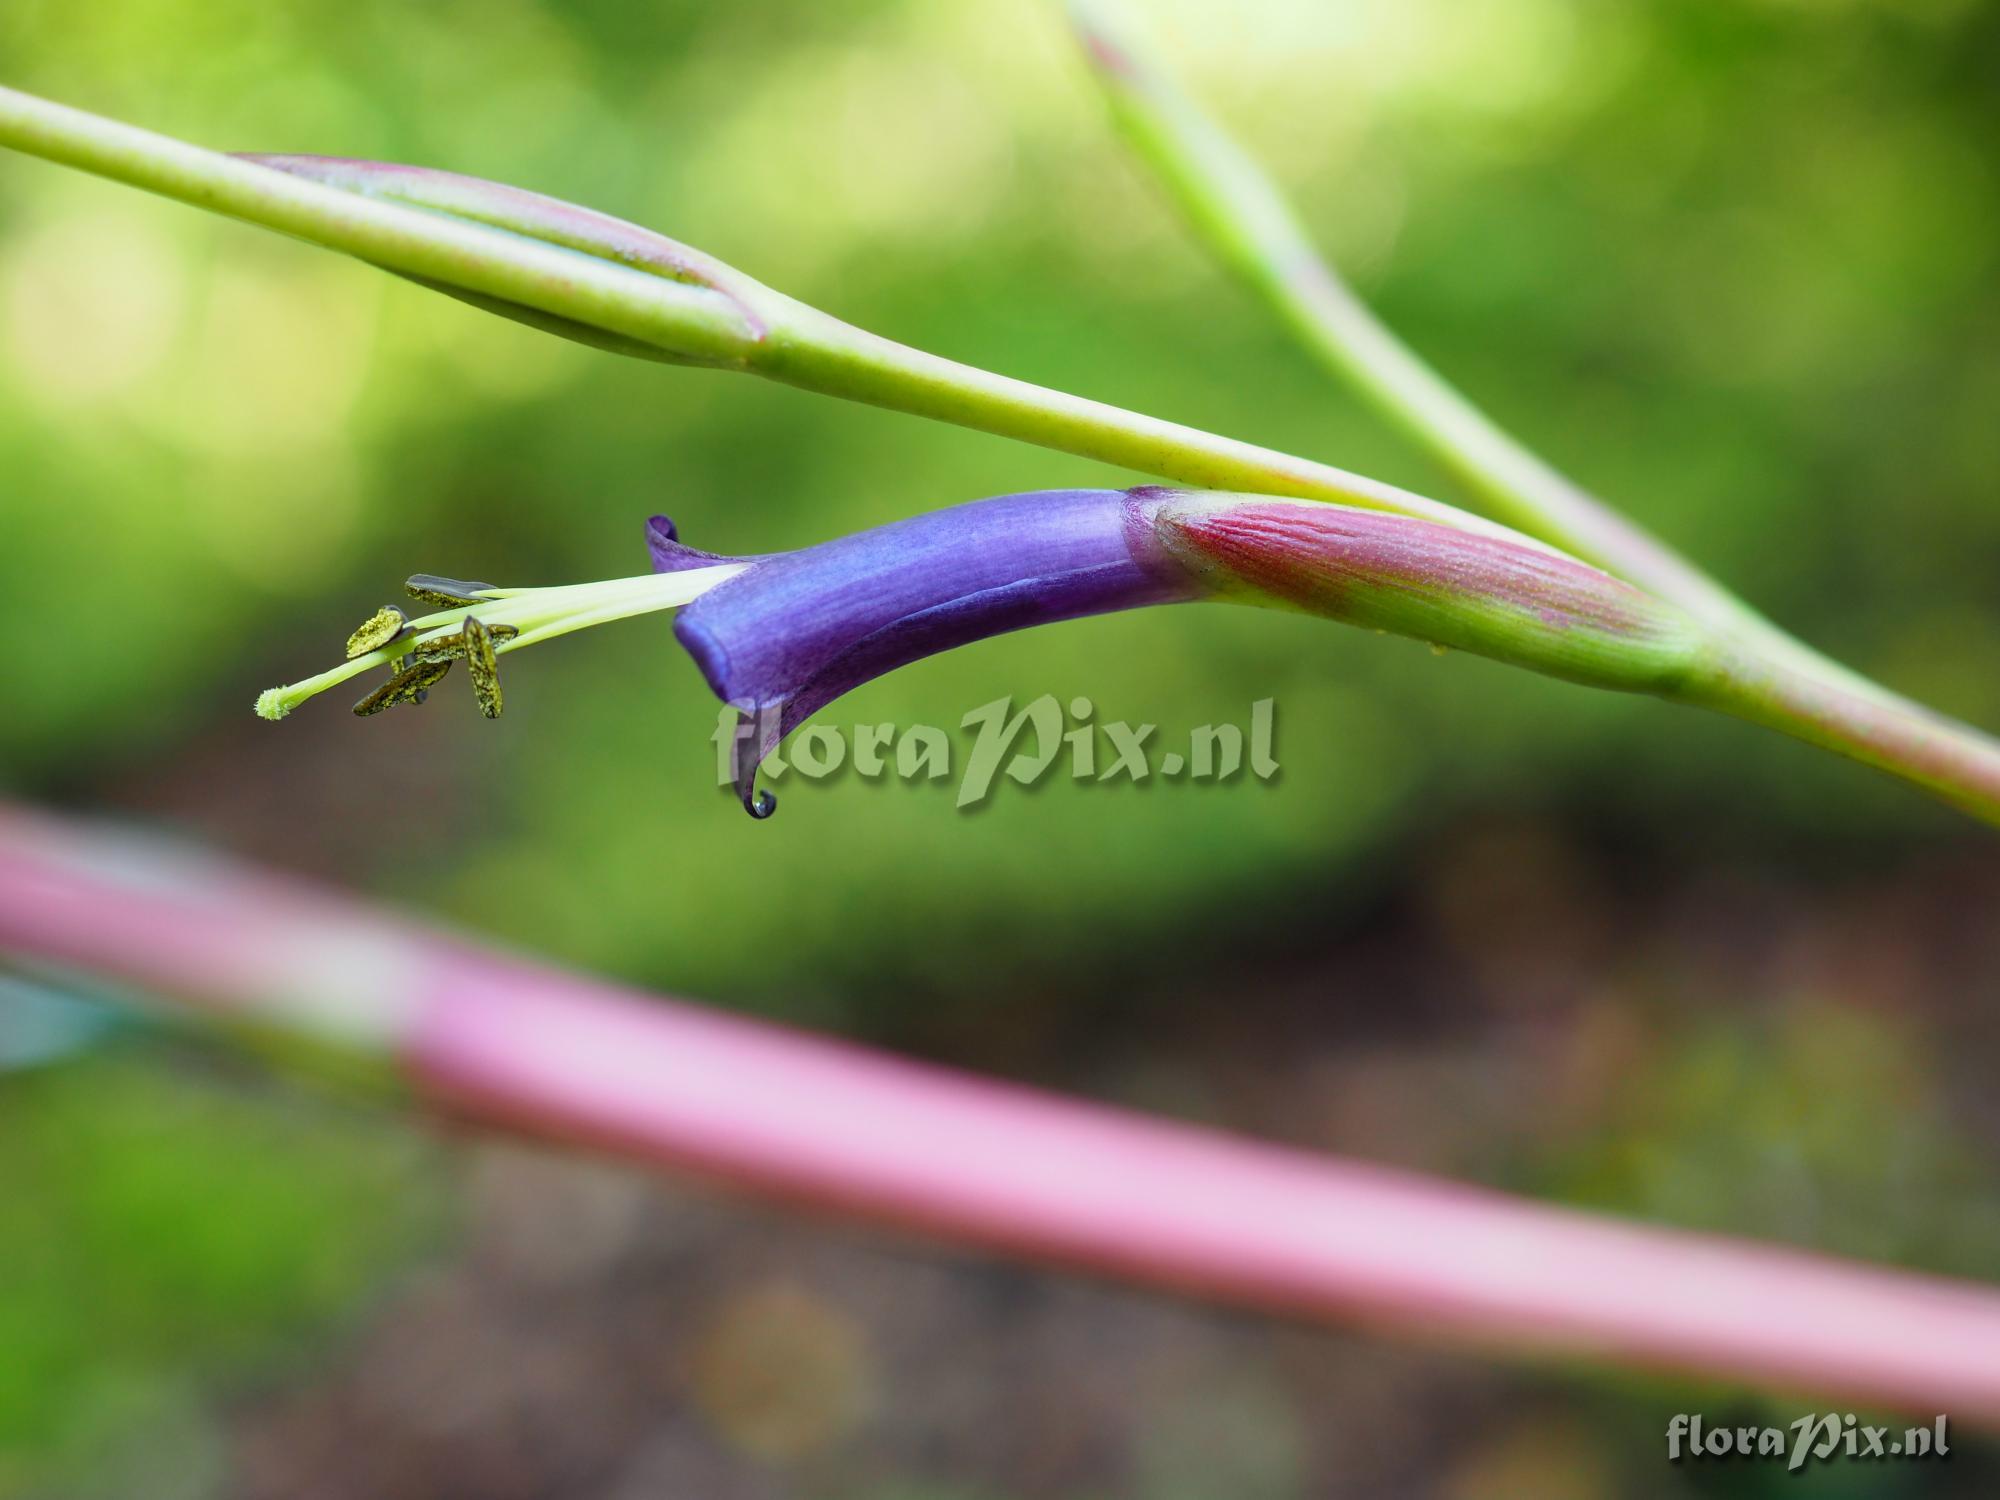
(3, 0, 1999, 1494)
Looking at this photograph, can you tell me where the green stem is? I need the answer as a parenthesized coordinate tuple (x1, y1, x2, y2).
(1067, 0, 1754, 624)
(0, 86, 762, 366)
(758, 303, 1524, 539)
(1687, 651, 2000, 826)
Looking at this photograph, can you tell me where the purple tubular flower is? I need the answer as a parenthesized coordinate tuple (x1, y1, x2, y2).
(259, 486, 1707, 813)
(654, 489, 1201, 816)
(649, 487, 1711, 819)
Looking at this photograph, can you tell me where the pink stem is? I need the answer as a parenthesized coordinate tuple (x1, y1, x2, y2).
(2, 801, 1996, 1415)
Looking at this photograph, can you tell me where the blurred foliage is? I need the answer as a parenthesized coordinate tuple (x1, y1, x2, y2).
(2, 0, 1998, 1494)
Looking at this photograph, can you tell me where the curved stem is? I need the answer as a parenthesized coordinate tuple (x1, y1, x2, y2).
(5, 801, 2000, 1414)
(757, 305, 1528, 539)
(1689, 649, 2000, 825)
(1066, 0, 1753, 627)
(0, 86, 762, 366)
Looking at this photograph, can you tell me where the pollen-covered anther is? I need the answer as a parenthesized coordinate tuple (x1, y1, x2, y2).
(403, 619, 518, 667)
(463, 616, 504, 719)
(404, 574, 499, 609)
(344, 606, 409, 659)
(352, 656, 453, 717)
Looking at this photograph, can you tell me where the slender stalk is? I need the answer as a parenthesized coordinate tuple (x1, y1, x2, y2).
(0, 90, 765, 367)
(0, 84, 1518, 542)
(1688, 648, 2000, 825)
(5, 83, 2000, 821)
(4, 801, 2000, 1414)
(1065, 0, 1757, 630)
(756, 303, 1514, 535)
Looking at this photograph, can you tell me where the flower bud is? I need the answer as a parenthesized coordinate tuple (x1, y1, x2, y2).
(1151, 492, 1710, 695)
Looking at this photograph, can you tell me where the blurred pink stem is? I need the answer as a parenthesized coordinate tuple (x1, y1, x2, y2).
(2, 802, 1997, 1416)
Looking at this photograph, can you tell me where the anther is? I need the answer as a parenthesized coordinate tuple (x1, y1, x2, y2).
(345, 606, 409, 659)
(405, 574, 499, 609)
(405, 620, 516, 668)
(352, 657, 453, 716)
(463, 616, 503, 719)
